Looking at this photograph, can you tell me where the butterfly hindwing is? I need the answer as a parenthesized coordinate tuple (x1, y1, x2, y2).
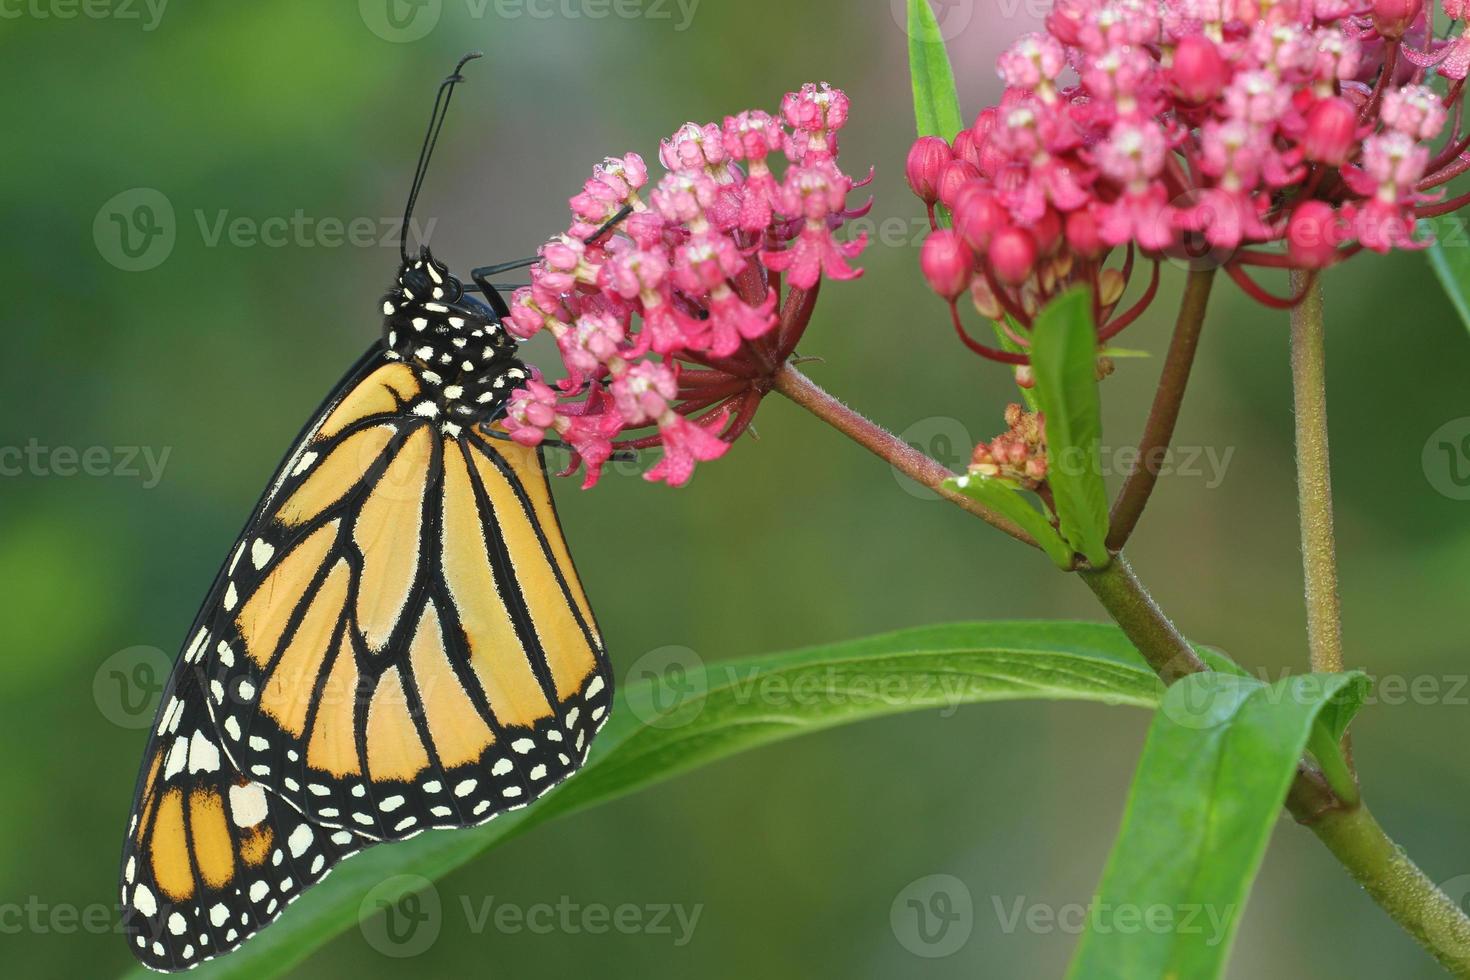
(197, 356, 613, 842)
(120, 656, 369, 972)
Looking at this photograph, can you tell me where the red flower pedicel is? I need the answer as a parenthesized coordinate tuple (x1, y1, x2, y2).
(506, 83, 870, 487)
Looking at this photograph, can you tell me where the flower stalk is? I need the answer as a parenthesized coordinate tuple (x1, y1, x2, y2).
(1107, 268, 1216, 551)
(1290, 270, 1347, 677)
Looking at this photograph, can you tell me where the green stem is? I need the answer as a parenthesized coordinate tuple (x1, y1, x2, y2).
(1312, 805, 1470, 977)
(1107, 268, 1216, 551)
(1290, 270, 1347, 676)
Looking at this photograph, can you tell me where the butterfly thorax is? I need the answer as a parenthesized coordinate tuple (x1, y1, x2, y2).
(380, 247, 526, 432)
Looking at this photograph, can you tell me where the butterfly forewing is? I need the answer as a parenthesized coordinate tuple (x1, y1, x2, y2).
(194, 356, 612, 842)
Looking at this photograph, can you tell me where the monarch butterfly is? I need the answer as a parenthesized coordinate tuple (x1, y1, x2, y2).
(120, 53, 620, 971)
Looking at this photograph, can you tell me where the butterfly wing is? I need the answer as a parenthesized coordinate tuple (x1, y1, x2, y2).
(195, 357, 613, 841)
(120, 655, 368, 972)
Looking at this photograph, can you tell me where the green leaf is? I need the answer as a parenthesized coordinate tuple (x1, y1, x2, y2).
(945, 473, 1073, 568)
(994, 317, 1041, 411)
(1427, 240, 1470, 336)
(1067, 670, 1369, 980)
(121, 622, 1181, 980)
(907, 0, 964, 142)
(1030, 289, 1110, 567)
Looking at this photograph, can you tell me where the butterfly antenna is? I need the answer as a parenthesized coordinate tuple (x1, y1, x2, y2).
(468, 204, 635, 281)
(400, 51, 483, 263)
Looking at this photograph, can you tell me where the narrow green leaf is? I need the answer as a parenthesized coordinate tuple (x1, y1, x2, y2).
(907, 0, 964, 142)
(1427, 238, 1470, 336)
(121, 622, 1183, 980)
(1030, 289, 1110, 566)
(1067, 671, 1368, 980)
(945, 473, 1073, 568)
(994, 317, 1041, 411)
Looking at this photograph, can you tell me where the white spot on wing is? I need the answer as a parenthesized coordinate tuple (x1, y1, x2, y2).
(229, 782, 269, 828)
(287, 824, 313, 858)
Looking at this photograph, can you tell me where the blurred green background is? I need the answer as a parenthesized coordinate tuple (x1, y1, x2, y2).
(4, 2, 1470, 977)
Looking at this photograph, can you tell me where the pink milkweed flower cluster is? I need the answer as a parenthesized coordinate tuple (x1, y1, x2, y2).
(908, 0, 1470, 368)
(504, 83, 871, 487)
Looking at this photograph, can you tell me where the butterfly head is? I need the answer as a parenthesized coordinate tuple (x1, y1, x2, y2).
(381, 247, 528, 430)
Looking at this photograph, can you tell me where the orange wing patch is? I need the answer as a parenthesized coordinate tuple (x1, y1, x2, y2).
(409, 602, 495, 766)
(365, 666, 430, 781)
(316, 362, 420, 441)
(354, 426, 432, 650)
(259, 559, 351, 736)
(468, 441, 598, 701)
(237, 520, 340, 668)
(277, 425, 396, 527)
(440, 443, 554, 728)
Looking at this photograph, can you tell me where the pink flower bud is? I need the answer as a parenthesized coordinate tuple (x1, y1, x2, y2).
(952, 184, 1008, 252)
(1448, 0, 1470, 19)
(905, 136, 954, 205)
(952, 129, 980, 167)
(1303, 97, 1358, 166)
(1031, 208, 1063, 255)
(1287, 201, 1344, 269)
(988, 228, 1038, 286)
(1372, 0, 1423, 40)
(1169, 36, 1232, 105)
(937, 160, 982, 209)
(920, 229, 975, 300)
(1065, 208, 1105, 259)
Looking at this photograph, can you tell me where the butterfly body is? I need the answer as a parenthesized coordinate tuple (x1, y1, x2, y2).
(120, 248, 613, 972)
